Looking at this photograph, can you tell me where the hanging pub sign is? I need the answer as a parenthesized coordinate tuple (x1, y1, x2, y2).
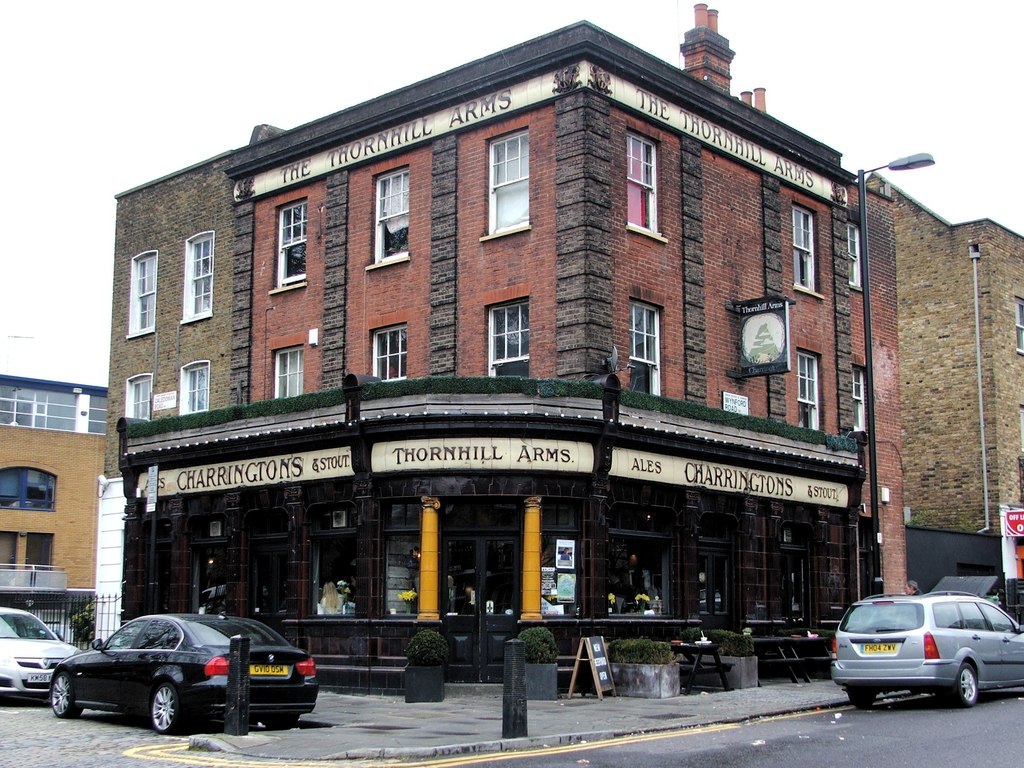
(732, 295, 792, 377)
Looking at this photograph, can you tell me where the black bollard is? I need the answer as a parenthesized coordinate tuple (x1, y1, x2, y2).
(502, 637, 527, 738)
(224, 634, 251, 736)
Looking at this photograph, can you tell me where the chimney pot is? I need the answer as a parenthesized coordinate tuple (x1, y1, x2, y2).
(740, 91, 753, 105)
(708, 8, 719, 32)
(753, 87, 767, 111)
(694, 3, 709, 27)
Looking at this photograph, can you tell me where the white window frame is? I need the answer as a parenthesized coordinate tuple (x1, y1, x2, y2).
(852, 367, 865, 432)
(489, 132, 529, 234)
(626, 135, 657, 232)
(792, 207, 815, 291)
(489, 301, 530, 376)
(375, 170, 410, 263)
(126, 374, 153, 421)
(183, 232, 214, 321)
(180, 361, 210, 415)
(1016, 298, 1024, 353)
(629, 301, 660, 395)
(274, 347, 304, 399)
(797, 352, 819, 430)
(847, 223, 862, 289)
(278, 201, 308, 285)
(373, 326, 408, 381)
(129, 251, 158, 335)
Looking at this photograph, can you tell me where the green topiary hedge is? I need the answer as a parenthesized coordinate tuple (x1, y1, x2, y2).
(607, 638, 674, 665)
(405, 628, 450, 666)
(124, 376, 856, 452)
(518, 626, 558, 664)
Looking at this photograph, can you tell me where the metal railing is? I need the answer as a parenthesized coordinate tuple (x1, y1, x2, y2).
(0, 564, 68, 591)
(0, 590, 122, 647)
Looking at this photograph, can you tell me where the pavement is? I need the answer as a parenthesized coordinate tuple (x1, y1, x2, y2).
(190, 678, 850, 761)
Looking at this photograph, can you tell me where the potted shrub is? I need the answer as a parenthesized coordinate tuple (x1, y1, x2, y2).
(679, 628, 757, 689)
(519, 626, 558, 700)
(607, 638, 679, 698)
(404, 628, 449, 702)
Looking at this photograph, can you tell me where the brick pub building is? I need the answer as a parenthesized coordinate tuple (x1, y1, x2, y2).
(109, 7, 903, 691)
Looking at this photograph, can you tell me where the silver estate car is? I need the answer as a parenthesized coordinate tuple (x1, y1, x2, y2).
(832, 591, 1024, 708)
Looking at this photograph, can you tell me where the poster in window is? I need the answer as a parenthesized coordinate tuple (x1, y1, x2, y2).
(556, 539, 575, 570)
(556, 572, 576, 603)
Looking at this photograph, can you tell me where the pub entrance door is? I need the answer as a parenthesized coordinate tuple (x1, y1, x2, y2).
(443, 537, 518, 682)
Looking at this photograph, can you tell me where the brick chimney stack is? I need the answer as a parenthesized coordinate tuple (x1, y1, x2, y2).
(681, 3, 736, 94)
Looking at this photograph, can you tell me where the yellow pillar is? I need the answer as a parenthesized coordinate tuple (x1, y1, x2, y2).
(418, 496, 440, 620)
(521, 495, 543, 620)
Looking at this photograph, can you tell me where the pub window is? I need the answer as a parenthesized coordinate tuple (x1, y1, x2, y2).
(311, 504, 357, 616)
(607, 506, 670, 615)
(541, 502, 581, 618)
(384, 502, 421, 616)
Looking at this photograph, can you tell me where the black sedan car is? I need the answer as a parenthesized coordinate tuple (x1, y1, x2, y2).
(49, 614, 318, 733)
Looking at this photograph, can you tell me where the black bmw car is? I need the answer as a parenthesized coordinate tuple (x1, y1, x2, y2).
(49, 614, 318, 733)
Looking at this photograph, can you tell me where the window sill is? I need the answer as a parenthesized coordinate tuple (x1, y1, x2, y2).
(480, 223, 532, 242)
(270, 281, 307, 296)
(792, 284, 825, 301)
(180, 312, 213, 325)
(849, 283, 863, 293)
(126, 329, 155, 340)
(366, 254, 411, 272)
(626, 224, 668, 243)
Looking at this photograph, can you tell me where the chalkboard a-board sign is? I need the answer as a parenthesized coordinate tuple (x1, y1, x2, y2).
(567, 636, 615, 699)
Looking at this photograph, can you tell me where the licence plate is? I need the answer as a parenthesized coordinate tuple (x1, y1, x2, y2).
(27, 671, 52, 684)
(862, 643, 898, 654)
(250, 664, 289, 677)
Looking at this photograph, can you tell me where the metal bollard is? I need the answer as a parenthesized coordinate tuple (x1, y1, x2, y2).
(502, 637, 527, 738)
(224, 634, 251, 736)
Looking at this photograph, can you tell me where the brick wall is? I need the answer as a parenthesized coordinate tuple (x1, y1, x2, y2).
(1, 426, 104, 588)
(107, 155, 236, 476)
(897, 188, 1024, 531)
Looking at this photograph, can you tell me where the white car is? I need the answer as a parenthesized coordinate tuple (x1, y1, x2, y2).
(0, 607, 77, 698)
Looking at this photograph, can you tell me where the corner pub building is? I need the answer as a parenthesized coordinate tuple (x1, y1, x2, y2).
(111, 7, 903, 692)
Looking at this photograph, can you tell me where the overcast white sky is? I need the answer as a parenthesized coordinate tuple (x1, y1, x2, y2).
(2, 0, 1019, 388)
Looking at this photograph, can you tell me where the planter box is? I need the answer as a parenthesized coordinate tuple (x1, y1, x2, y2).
(721, 655, 758, 689)
(404, 665, 445, 702)
(610, 662, 680, 698)
(525, 662, 558, 700)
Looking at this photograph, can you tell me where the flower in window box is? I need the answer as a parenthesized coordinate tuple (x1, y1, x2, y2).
(635, 593, 651, 611)
(399, 589, 417, 604)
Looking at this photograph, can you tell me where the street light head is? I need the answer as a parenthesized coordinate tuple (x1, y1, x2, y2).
(888, 153, 935, 172)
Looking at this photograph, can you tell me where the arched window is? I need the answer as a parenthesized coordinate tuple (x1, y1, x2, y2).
(0, 467, 56, 510)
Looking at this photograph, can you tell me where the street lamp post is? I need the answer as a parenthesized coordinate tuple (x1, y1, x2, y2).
(858, 152, 934, 596)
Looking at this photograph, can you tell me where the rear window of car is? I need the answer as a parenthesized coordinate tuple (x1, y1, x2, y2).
(840, 602, 924, 633)
(187, 619, 289, 647)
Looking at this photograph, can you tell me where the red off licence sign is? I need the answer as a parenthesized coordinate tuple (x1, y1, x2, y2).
(1005, 509, 1024, 536)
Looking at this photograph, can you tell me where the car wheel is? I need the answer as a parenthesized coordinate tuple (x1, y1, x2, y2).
(260, 714, 300, 730)
(50, 671, 82, 719)
(150, 681, 185, 734)
(846, 688, 876, 709)
(951, 662, 979, 708)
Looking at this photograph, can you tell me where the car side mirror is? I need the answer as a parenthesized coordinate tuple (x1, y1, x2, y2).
(91, 638, 107, 651)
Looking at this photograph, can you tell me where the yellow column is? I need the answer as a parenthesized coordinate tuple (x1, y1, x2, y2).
(418, 496, 440, 620)
(521, 495, 543, 620)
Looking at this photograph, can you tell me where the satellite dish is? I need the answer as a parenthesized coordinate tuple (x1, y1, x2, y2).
(606, 346, 618, 373)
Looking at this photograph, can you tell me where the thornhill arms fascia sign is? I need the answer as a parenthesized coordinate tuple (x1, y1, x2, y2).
(234, 62, 843, 207)
(136, 437, 848, 508)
